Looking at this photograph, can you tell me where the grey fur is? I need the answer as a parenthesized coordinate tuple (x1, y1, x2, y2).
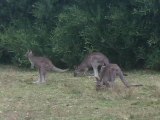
(25, 50, 68, 83)
(74, 52, 109, 79)
(96, 64, 143, 90)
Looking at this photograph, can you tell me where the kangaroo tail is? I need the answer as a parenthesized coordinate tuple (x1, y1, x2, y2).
(52, 66, 68, 72)
(129, 84, 143, 87)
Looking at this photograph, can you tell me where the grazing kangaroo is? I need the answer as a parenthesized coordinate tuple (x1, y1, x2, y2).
(96, 64, 143, 89)
(25, 50, 68, 83)
(74, 52, 110, 79)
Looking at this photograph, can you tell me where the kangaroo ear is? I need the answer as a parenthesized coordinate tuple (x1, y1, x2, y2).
(27, 49, 32, 52)
(102, 63, 106, 66)
(28, 49, 32, 53)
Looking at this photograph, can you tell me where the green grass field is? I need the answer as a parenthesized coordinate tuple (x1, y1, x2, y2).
(0, 65, 160, 120)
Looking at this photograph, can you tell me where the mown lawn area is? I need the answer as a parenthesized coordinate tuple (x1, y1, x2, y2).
(0, 65, 160, 120)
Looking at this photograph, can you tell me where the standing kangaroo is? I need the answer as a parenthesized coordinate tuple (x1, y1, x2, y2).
(96, 64, 143, 90)
(25, 50, 68, 83)
(74, 52, 109, 79)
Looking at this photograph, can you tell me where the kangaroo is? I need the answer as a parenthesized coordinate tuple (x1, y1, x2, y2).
(29, 59, 34, 69)
(25, 50, 68, 83)
(96, 64, 143, 90)
(74, 52, 110, 79)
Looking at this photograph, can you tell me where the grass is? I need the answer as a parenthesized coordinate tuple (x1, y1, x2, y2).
(0, 65, 160, 120)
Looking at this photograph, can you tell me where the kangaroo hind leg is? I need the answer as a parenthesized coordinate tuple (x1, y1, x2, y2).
(40, 68, 47, 83)
(119, 71, 130, 88)
(92, 64, 99, 79)
(33, 68, 41, 84)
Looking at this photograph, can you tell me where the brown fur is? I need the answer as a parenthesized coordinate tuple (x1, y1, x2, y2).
(74, 52, 109, 79)
(96, 64, 143, 90)
(25, 50, 68, 83)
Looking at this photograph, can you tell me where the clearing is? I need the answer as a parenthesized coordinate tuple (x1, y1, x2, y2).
(0, 65, 160, 120)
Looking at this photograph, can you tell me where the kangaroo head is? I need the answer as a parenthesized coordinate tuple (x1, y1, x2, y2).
(24, 50, 33, 58)
(73, 65, 85, 77)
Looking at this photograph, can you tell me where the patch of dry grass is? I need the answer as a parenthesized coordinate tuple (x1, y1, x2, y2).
(0, 65, 160, 120)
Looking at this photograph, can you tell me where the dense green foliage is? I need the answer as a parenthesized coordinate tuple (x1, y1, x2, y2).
(0, 0, 160, 69)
